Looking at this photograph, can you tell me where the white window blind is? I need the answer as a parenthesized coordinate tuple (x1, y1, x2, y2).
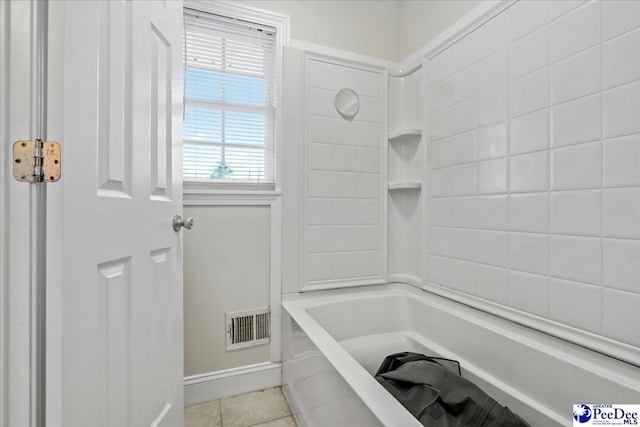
(183, 9, 277, 185)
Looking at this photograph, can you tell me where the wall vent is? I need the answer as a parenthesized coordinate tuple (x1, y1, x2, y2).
(225, 307, 271, 351)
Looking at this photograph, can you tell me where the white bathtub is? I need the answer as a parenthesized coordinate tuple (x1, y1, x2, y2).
(282, 283, 640, 427)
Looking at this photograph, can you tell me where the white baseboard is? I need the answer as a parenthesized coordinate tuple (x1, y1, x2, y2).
(184, 362, 282, 406)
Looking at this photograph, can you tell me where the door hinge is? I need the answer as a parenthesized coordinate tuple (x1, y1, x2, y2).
(13, 140, 61, 183)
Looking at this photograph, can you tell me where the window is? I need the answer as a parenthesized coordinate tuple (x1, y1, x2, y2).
(183, 9, 277, 188)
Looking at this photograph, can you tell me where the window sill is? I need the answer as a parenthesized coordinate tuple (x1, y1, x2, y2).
(183, 185, 281, 206)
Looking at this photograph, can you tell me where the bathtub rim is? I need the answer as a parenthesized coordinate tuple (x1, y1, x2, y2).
(420, 281, 640, 370)
(286, 281, 640, 370)
(282, 282, 640, 427)
(283, 287, 421, 427)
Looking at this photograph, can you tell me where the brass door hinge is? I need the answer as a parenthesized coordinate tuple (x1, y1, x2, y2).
(13, 140, 61, 183)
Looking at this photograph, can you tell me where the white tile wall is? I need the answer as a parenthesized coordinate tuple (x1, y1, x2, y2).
(509, 193, 549, 233)
(430, 226, 450, 256)
(509, 27, 548, 80)
(306, 59, 383, 284)
(551, 141, 601, 190)
(450, 259, 477, 294)
(603, 238, 640, 293)
(510, 109, 549, 155)
(552, 94, 602, 147)
(477, 195, 508, 230)
(549, 278, 602, 333)
(602, 0, 640, 41)
(429, 255, 451, 285)
(476, 264, 509, 304)
(549, 1, 600, 62)
(508, 270, 549, 317)
(426, 0, 640, 348)
(477, 85, 508, 126)
(550, 45, 601, 105)
(603, 188, 640, 239)
(450, 131, 476, 165)
(549, 1, 585, 23)
(430, 139, 451, 169)
(508, 0, 548, 42)
(509, 151, 550, 193)
(604, 134, 640, 187)
(509, 67, 549, 117)
(603, 81, 640, 138)
(550, 190, 601, 236)
(477, 122, 508, 160)
(451, 228, 476, 261)
(550, 235, 601, 293)
(477, 49, 509, 93)
(333, 200, 356, 225)
(451, 197, 477, 228)
(603, 289, 640, 346)
(478, 158, 507, 194)
(477, 230, 508, 267)
(509, 232, 549, 275)
(452, 164, 477, 196)
(602, 28, 640, 89)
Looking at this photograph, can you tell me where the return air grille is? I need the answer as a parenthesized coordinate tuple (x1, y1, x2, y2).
(225, 308, 271, 351)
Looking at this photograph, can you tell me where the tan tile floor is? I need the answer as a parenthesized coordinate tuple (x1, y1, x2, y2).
(185, 387, 297, 427)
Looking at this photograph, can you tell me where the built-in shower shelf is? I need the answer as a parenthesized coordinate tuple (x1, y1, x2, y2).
(388, 128, 422, 143)
(388, 181, 421, 190)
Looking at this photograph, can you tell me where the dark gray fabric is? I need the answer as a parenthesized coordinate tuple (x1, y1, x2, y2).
(375, 352, 531, 427)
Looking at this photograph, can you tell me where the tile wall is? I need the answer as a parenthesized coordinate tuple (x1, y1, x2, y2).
(426, 0, 640, 347)
(304, 59, 384, 286)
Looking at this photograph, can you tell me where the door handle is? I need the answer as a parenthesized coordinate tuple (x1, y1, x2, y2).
(173, 215, 194, 232)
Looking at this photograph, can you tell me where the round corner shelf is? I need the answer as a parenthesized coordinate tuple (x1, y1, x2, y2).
(388, 128, 422, 143)
(388, 181, 422, 191)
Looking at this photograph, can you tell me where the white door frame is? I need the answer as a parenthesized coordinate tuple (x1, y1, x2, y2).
(0, 0, 47, 425)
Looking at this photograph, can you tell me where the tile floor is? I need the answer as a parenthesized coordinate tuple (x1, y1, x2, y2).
(185, 387, 297, 427)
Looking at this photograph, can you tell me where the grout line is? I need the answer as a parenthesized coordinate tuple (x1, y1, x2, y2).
(245, 415, 293, 427)
(546, 3, 553, 319)
(504, 24, 512, 306)
(601, 8, 640, 43)
(599, 0, 605, 336)
(429, 181, 632, 198)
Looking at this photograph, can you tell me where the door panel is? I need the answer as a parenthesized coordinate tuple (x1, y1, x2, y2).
(97, 0, 132, 197)
(97, 257, 132, 427)
(53, 0, 183, 425)
(149, 248, 172, 425)
(150, 23, 172, 200)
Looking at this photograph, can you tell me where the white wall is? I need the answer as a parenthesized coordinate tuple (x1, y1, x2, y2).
(183, 206, 271, 376)
(236, 0, 401, 61)
(237, 1, 481, 62)
(399, 0, 481, 60)
(426, 0, 640, 350)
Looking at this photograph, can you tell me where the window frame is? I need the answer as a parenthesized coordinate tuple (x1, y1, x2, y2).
(183, 0, 289, 202)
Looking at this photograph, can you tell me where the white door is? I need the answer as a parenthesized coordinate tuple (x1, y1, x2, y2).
(47, 1, 184, 425)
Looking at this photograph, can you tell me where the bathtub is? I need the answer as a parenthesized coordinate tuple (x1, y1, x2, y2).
(281, 283, 640, 427)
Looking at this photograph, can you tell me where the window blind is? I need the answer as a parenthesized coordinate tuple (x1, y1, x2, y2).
(183, 9, 277, 184)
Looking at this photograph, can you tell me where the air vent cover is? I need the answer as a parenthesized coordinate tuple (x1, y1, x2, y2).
(225, 307, 271, 351)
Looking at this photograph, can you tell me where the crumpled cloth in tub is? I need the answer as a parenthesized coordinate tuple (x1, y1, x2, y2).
(375, 352, 531, 427)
